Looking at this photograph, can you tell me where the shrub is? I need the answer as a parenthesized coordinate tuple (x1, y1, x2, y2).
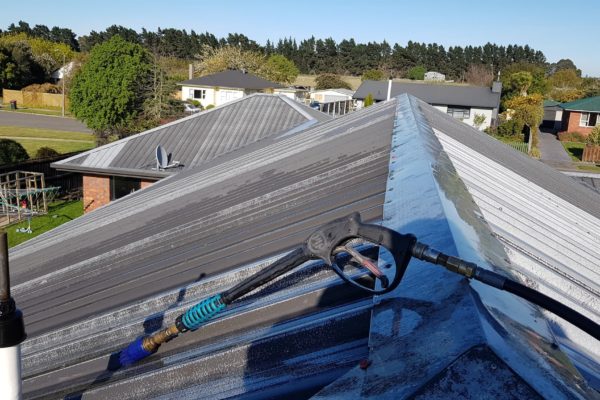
(364, 93, 374, 107)
(189, 99, 201, 107)
(586, 126, 600, 146)
(34, 146, 60, 159)
(496, 119, 524, 137)
(22, 83, 62, 93)
(314, 74, 352, 90)
(0, 139, 29, 165)
(362, 69, 384, 81)
(558, 131, 586, 142)
(473, 113, 486, 129)
(407, 66, 426, 80)
(205, 104, 215, 110)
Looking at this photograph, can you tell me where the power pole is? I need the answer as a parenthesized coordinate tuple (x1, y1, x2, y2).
(61, 54, 66, 118)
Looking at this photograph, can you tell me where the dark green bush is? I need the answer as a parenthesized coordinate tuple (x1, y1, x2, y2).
(34, 146, 60, 159)
(0, 139, 29, 165)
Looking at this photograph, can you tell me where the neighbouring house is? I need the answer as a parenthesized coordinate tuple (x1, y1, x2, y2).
(52, 94, 329, 212)
(542, 100, 563, 132)
(310, 88, 355, 103)
(424, 71, 445, 81)
(354, 80, 502, 129)
(179, 69, 286, 108)
(559, 96, 600, 136)
(14, 94, 600, 398)
(50, 61, 76, 82)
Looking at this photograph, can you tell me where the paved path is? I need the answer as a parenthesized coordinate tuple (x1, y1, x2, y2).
(0, 111, 91, 133)
(538, 128, 575, 170)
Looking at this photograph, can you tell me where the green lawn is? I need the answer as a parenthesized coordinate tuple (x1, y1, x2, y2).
(0, 126, 94, 157)
(562, 142, 585, 162)
(561, 141, 600, 172)
(0, 107, 71, 117)
(5, 200, 83, 247)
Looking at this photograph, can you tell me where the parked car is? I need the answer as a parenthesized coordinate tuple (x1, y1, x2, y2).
(184, 103, 201, 114)
(309, 101, 321, 110)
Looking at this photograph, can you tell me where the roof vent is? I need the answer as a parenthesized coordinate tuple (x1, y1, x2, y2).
(154, 145, 180, 171)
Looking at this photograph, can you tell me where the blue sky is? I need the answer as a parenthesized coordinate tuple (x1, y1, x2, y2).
(2, 0, 599, 76)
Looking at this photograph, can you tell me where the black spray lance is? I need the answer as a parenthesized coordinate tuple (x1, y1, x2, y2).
(119, 213, 600, 367)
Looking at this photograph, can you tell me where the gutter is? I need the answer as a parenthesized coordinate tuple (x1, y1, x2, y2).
(50, 163, 171, 180)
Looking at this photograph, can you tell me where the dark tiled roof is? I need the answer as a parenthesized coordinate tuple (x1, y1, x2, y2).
(354, 80, 501, 108)
(179, 70, 285, 90)
(53, 94, 329, 178)
(560, 96, 600, 112)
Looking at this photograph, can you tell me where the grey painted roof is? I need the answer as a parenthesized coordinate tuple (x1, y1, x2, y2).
(10, 95, 600, 398)
(179, 70, 285, 90)
(53, 94, 330, 178)
(354, 80, 501, 108)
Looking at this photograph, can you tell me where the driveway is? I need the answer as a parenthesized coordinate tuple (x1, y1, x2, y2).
(0, 111, 92, 133)
(538, 128, 575, 170)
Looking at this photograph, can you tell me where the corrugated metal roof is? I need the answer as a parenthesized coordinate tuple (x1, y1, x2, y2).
(9, 95, 600, 398)
(179, 70, 285, 90)
(53, 94, 329, 177)
(354, 80, 501, 109)
(12, 100, 397, 398)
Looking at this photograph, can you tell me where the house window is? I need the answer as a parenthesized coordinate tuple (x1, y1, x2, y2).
(189, 89, 206, 100)
(110, 176, 140, 200)
(580, 112, 590, 127)
(447, 106, 470, 120)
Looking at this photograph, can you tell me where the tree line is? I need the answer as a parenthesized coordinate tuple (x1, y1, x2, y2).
(1, 21, 555, 80)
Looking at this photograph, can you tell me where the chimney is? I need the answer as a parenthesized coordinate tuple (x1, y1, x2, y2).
(188, 64, 193, 80)
(386, 78, 393, 101)
(492, 81, 502, 94)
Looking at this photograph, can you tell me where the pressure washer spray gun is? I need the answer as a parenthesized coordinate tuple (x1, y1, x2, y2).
(119, 213, 600, 367)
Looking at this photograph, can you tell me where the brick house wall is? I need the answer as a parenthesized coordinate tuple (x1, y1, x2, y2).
(83, 175, 158, 213)
(561, 111, 596, 136)
(83, 175, 110, 213)
(140, 180, 155, 189)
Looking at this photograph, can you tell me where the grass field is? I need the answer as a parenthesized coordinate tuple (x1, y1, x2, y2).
(0, 126, 94, 157)
(561, 141, 600, 172)
(6, 200, 83, 247)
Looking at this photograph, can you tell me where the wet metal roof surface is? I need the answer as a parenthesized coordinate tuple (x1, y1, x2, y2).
(53, 94, 329, 178)
(11, 95, 600, 399)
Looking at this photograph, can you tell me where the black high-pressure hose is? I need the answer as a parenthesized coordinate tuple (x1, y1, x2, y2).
(412, 242, 600, 341)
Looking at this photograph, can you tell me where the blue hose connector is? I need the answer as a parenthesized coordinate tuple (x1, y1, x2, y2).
(119, 337, 155, 367)
(182, 294, 226, 331)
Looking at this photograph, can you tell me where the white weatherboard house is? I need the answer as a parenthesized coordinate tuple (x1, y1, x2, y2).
(354, 80, 502, 129)
(179, 70, 285, 108)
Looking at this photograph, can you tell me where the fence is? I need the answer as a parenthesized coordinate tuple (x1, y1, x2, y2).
(582, 145, 600, 163)
(505, 141, 529, 154)
(0, 153, 82, 194)
(2, 89, 68, 109)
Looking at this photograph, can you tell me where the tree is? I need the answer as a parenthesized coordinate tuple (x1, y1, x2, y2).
(505, 94, 544, 149)
(0, 139, 29, 165)
(362, 69, 384, 81)
(500, 63, 549, 98)
(407, 65, 425, 80)
(194, 45, 265, 77)
(70, 36, 152, 141)
(508, 71, 533, 97)
(547, 59, 581, 77)
(364, 93, 374, 107)
(314, 74, 351, 90)
(548, 69, 584, 102)
(262, 54, 299, 85)
(587, 126, 600, 146)
(0, 33, 74, 77)
(0, 41, 45, 89)
(464, 64, 493, 86)
(473, 113, 486, 130)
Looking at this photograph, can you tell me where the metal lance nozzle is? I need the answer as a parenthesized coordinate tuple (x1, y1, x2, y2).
(0, 232, 27, 400)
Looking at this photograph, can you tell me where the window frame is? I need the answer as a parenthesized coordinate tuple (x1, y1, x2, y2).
(192, 89, 206, 100)
(110, 176, 141, 201)
(447, 106, 471, 120)
(580, 112, 590, 127)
